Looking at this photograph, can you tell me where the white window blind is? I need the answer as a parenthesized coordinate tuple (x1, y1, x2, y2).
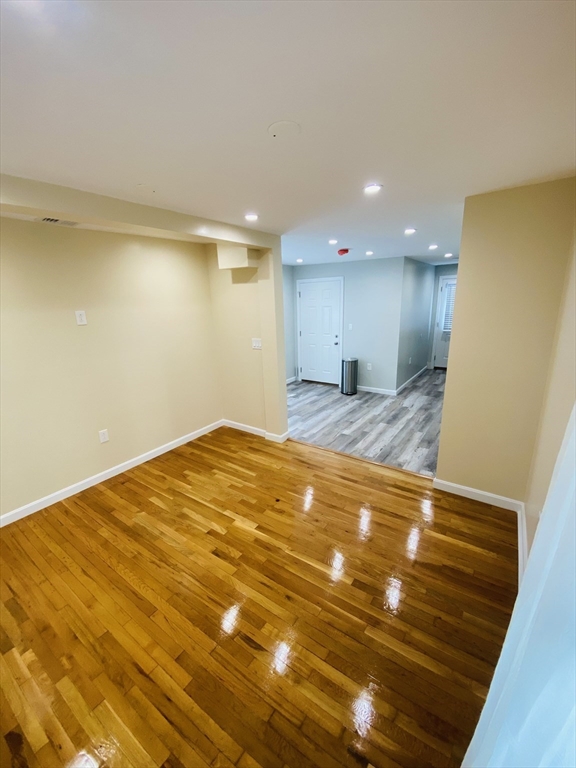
(443, 283, 456, 332)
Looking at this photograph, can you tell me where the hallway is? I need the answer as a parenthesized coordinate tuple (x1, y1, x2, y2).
(288, 369, 446, 476)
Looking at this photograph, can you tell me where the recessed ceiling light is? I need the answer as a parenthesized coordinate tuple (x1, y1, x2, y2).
(428, 244, 438, 250)
(245, 213, 258, 222)
(364, 183, 382, 194)
(366, 251, 374, 256)
(404, 228, 416, 235)
(328, 239, 338, 245)
(296, 259, 303, 263)
(444, 253, 453, 258)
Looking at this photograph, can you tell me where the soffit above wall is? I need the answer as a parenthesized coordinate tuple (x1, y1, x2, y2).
(0, 175, 277, 253)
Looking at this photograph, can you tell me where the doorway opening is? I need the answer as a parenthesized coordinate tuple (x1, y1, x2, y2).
(432, 274, 457, 368)
(284, 262, 458, 477)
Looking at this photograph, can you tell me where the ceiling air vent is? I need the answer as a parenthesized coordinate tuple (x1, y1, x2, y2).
(37, 217, 78, 227)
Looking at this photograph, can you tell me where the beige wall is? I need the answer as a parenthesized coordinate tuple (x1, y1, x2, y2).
(1, 214, 288, 518)
(1, 218, 221, 515)
(256, 247, 289, 437)
(524, 239, 576, 544)
(437, 177, 575, 502)
(208, 243, 288, 435)
(207, 251, 266, 430)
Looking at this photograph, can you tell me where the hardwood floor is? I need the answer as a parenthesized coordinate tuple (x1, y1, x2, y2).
(288, 370, 446, 477)
(0, 427, 517, 768)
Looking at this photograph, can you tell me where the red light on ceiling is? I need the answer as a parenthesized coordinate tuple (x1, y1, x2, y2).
(337, 248, 349, 256)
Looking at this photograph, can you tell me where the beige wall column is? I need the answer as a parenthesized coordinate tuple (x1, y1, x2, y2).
(206, 242, 288, 439)
(258, 245, 288, 438)
(524, 240, 576, 545)
(436, 177, 575, 505)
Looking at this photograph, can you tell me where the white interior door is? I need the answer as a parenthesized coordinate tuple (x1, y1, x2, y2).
(432, 276, 457, 368)
(297, 278, 343, 384)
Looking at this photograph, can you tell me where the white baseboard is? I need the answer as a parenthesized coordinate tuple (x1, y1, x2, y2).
(221, 419, 265, 438)
(357, 367, 427, 398)
(286, 377, 296, 384)
(1, 418, 291, 528)
(357, 385, 396, 396)
(396, 366, 427, 395)
(432, 478, 524, 512)
(265, 431, 289, 443)
(433, 478, 527, 585)
(0, 420, 224, 529)
(222, 419, 288, 443)
(517, 504, 528, 585)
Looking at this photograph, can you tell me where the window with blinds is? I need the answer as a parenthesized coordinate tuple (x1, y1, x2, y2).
(443, 283, 456, 332)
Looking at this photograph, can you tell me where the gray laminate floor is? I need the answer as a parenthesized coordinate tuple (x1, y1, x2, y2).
(287, 369, 446, 476)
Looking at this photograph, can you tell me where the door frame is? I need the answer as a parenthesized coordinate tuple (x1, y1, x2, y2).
(431, 274, 457, 368)
(296, 276, 344, 385)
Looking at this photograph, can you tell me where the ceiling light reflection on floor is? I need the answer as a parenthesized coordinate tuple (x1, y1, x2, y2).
(303, 486, 314, 512)
(359, 506, 371, 541)
(330, 550, 345, 581)
(273, 641, 291, 674)
(352, 689, 375, 738)
(384, 576, 402, 615)
(67, 753, 100, 768)
(406, 526, 420, 560)
(421, 498, 434, 523)
(221, 604, 240, 635)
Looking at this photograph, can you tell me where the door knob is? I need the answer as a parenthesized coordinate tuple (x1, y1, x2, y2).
(334, 342, 339, 345)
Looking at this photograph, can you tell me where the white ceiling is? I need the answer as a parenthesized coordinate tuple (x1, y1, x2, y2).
(1, 0, 574, 266)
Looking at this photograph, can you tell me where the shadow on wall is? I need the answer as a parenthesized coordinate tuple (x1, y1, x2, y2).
(232, 267, 258, 284)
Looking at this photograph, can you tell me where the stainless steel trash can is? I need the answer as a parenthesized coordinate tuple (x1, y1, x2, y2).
(341, 358, 358, 395)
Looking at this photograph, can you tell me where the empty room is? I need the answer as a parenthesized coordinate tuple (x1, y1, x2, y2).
(1, 2, 575, 768)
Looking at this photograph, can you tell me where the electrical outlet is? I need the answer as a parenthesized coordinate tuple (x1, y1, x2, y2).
(348, 323, 353, 330)
(367, 363, 372, 371)
(75, 310, 87, 326)
(251, 338, 262, 350)
(99, 429, 109, 443)
(409, 357, 412, 364)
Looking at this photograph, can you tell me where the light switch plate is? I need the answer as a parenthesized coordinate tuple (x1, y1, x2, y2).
(99, 429, 109, 443)
(252, 338, 262, 350)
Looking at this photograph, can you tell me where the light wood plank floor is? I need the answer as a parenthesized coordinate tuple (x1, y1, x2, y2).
(288, 370, 446, 476)
(0, 428, 517, 768)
